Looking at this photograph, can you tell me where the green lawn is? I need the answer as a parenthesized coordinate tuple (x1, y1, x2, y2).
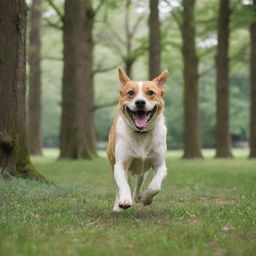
(0, 149, 256, 256)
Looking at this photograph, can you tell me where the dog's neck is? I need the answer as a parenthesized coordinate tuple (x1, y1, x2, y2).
(134, 129, 150, 134)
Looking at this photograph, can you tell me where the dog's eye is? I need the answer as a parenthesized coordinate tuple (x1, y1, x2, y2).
(127, 90, 135, 96)
(147, 90, 155, 96)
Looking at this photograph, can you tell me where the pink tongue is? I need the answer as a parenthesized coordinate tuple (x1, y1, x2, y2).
(134, 113, 148, 129)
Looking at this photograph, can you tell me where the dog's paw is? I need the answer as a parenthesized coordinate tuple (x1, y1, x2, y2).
(142, 196, 153, 206)
(113, 207, 121, 212)
(134, 193, 143, 203)
(142, 192, 155, 206)
(118, 199, 132, 209)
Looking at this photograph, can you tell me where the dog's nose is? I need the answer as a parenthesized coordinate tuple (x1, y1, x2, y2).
(135, 100, 146, 109)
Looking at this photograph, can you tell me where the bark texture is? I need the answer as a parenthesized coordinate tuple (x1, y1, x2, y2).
(181, 0, 202, 158)
(28, 0, 42, 155)
(0, 0, 45, 180)
(149, 0, 161, 80)
(125, 58, 134, 78)
(249, 0, 256, 158)
(215, 0, 233, 158)
(60, 0, 96, 159)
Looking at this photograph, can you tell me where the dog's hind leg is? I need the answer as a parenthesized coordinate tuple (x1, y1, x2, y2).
(143, 164, 167, 205)
(134, 173, 147, 203)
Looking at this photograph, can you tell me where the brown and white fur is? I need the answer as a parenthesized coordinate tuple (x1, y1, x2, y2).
(107, 67, 169, 211)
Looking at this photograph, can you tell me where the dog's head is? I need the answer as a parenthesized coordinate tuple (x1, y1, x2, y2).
(118, 67, 168, 131)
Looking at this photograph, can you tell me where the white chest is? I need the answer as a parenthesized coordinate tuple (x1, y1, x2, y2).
(115, 115, 167, 174)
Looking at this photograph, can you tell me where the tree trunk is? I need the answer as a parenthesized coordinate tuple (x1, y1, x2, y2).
(83, 0, 96, 157)
(60, 0, 96, 159)
(249, 0, 256, 158)
(149, 0, 161, 80)
(181, 0, 202, 158)
(215, 0, 233, 158)
(125, 58, 134, 78)
(28, 0, 42, 155)
(0, 0, 45, 180)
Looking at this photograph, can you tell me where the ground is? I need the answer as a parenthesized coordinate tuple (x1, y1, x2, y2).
(0, 149, 255, 256)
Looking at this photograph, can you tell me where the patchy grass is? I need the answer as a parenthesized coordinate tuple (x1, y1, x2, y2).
(0, 149, 256, 256)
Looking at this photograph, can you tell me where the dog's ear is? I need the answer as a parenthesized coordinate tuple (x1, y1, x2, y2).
(118, 67, 131, 85)
(152, 70, 169, 88)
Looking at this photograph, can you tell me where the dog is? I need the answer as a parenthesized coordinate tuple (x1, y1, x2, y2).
(107, 67, 169, 211)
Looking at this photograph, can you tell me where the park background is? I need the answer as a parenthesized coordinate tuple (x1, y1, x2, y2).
(27, 0, 256, 157)
(0, 0, 256, 255)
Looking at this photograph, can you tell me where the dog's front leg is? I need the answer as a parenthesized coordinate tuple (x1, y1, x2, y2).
(143, 163, 167, 205)
(113, 188, 120, 211)
(113, 162, 132, 210)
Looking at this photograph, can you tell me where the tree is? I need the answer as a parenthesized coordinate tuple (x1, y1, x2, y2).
(0, 0, 45, 180)
(149, 0, 161, 80)
(181, 0, 203, 158)
(215, 0, 233, 158)
(249, 0, 256, 158)
(28, 0, 43, 155)
(59, 0, 96, 159)
(102, 0, 146, 77)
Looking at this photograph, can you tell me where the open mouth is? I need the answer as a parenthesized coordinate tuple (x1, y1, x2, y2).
(126, 106, 157, 130)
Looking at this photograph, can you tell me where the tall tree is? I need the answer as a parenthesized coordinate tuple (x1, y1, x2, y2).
(215, 0, 233, 158)
(28, 0, 43, 155)
(59, 0, 96, 159)
(249, 0, 256, 158)
(181, 0, 202, 158)
(0, 0, 45, 180)
(149, 0, 161, 80)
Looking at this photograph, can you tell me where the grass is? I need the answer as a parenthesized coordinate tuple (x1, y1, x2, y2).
(0, 149, 256, 256)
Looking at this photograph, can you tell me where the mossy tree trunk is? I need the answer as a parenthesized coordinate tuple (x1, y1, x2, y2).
(249, 0, 256, 158)
(28, 0, 43, 155)
(181, 0, 203, 158)
(149, 0, 161, 80)
(59, 0, 96, 159)
(215, 0, 233, 158)
(0, 0, 45, 180)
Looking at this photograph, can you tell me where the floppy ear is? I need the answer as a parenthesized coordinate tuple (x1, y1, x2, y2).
(152, 70, 169, 88)
(118, 66, 131, 85)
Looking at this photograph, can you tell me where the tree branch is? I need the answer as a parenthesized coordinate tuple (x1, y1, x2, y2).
(171, 10, 182, 30)
(229, 0, 239, 15)
(94, 0, 105, 16)
(46, 0, 64, 22)
(43, 17, 63, 30)
(130, 15, 144, 40)
(93, 63, 121, 75)
(93, 100, 118, 111)
(42, 56, 63, 61)
(106, 24, 126, 46)
(125, 0, 132, 52)
(198, 46, 216, 59)
(199, 66, 214, 77)
(230, 43, 249, 65)
(163, 0, 182, 30)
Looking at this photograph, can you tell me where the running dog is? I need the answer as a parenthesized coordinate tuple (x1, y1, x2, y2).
(107, 67, 169, 211)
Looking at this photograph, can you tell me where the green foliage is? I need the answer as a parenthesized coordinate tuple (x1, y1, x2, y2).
(0, 150, 256, 255)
